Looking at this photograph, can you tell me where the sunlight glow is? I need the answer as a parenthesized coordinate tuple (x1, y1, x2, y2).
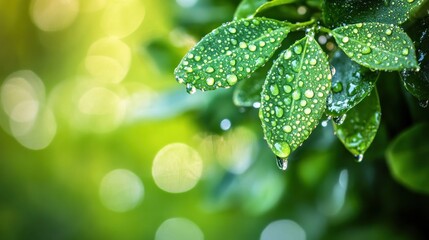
(152, 143, 203, 193)
(1, 70, 56, 150)
(30, 0, 79, 31)
(261, 220, 306, 240)
(99, 169, 144, 212)
(85, 37, 131, 83)
(155, 218, 204, 240)
(100, 0, 145, 38)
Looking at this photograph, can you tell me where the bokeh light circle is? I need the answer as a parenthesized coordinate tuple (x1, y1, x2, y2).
(30, 0, 79, 32)
(1, 70, 56, 150)
(100, 0, 145, 38)
(99, 169, 144, 212)
(155, 218, 204, 240)
(85, 37, 131, 83)
(152, 143, 203, 193)
(260, 219, 306, 240)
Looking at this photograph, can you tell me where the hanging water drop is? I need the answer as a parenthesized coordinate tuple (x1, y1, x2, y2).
(333, 114, 347, 125)
(321, 116, 332, 127)
(276, 156, 288, 171)
(355, 154, 364, 162)
(186, 83, 196, 94)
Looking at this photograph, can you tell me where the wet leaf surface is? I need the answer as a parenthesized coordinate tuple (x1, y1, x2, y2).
(260, 36, 331, 158)
(323, 0, 425, 27)
(401, 16, 429, 101)
(175, 18, 290, 93)
(332, 22, 418, 71)
(333, 88, 381, 157)
(327, 49, 379, 116)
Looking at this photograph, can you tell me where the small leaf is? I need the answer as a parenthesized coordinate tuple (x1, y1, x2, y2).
(401, 17, 429, 101)
(386, 123, 429, 194)
(323, 0, 425, 27)
(174, 18, 290, 93)
(327, 49, 379, 116)
(332, 22, 418, 71)
(233, 67, 267, 107)
(260, 36, 331, 158)
(333, 88, 381, 157)
(254, 0, 299, 16)
(234, 0, 268, 20)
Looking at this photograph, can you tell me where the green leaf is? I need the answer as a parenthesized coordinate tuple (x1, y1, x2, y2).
(254, 0, 299, 16)
(332, 22, 418, 71)
(333, 88, 381, 158)
(234, 0, 267, 20)
(323, 0, 425, 27)
(327, 49, 379, 116)
(260, 36, 331, 158)
(174, 18, 290, 93)
(386, 123, 429, 194)
(401, 17, 429, 101)
(233, 67, 267, 107)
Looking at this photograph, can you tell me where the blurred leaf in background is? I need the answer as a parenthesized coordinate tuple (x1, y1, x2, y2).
(0, 1, 429, 240)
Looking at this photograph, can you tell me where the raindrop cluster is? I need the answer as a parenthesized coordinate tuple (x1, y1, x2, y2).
(260, 36, 331, 159)
(174, 18, 290, 93)
(332, 22, 418, 71)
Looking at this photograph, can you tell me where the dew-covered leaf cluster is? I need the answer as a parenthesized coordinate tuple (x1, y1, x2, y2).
(174, 17, 290, 93)
(174, 0, 423, 167)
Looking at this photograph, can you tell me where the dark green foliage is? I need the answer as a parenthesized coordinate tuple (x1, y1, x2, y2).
(175, 0, 426, 166)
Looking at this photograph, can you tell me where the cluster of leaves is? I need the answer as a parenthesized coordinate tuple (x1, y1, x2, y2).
(174, 0, 428, 168)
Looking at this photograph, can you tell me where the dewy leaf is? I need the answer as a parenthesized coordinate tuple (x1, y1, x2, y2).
(401, 17, 429, 101)
(233, 67, 267, 108)
(332, 22, 418, 71)
(174, 18, 290, 93)
(234, 0, 267, 20)
(323, 0, 425, 27)
(327, 49, 379, 116)
(386, 123, 429, 194)
(260, 36, 331, 158)
(333, 88, 381, 157)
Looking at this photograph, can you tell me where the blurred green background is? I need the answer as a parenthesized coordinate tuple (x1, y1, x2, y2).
(1, 0, 429, 239)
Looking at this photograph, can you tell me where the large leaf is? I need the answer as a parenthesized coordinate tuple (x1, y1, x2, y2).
(401, 17, 429, 101)
(260, 36, 331, 158)
(332, 22, 418, 71)
(323, 0, 425, 27)
(327, 49, 379, 116)
(174, 18, 290, 93)
(234, 0, 267, 20)
(387, 123, 429, 194)
(333, 88, 381, 158)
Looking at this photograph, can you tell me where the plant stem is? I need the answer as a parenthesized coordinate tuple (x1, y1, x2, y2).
(288, 18, 317, 31)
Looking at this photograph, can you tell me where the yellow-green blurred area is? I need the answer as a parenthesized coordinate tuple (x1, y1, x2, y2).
(1, 0, 429, 240)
